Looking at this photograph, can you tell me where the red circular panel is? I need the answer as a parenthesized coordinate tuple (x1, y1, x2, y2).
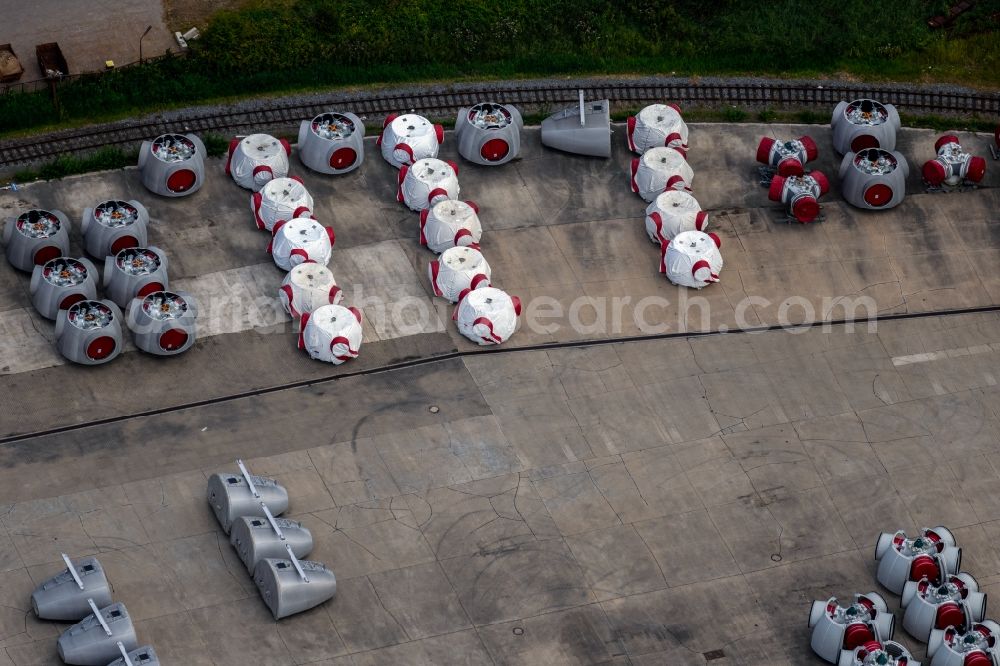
(935, 602, 965, 630)
(137, 282, 165, 298)
(87, 336, 117, 360)
(480, 139, 510, 162)
(166, 169, 196, 193)
(110, 235, 139, 255)
(863, 184, 893, 208)
(329, 147, 357, 170)
(966, 652, 992, 666)
(776, 157, 804, 177)
(842, 623, 874, 650)
(851, 134, 880, 152)
(33, 246, 62, 266)
(792, 197, 820, 223)
(59, 293, 86, 310)
(159, 328, 189, 352)
(910, 554, 940, 582)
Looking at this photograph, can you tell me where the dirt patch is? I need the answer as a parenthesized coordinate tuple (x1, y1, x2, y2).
(162, 0, 249, 32)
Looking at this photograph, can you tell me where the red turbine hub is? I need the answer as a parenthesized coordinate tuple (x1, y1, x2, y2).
(110, 235, 139, 255)
(159, 328, 189, 352)
(33, 246, 62, 265)
(843, 623, 875, 650)
(87, 336, 117, 360)
(59, 293, 86, 310)
(480, 138, 510, 162)
(329, 147, 357, 170)
(863, 184, 893, 207)
(936, 602, 965, 630)
(166, 169, 196, 193)
(851, 134, 880, 152)
(792, 197, 820, 223)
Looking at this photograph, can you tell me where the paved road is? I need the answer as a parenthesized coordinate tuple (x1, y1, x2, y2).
(0, 123, 998, 664)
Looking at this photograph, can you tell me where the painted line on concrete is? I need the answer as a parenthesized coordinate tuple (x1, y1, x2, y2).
(892, 343, 1000, 366)
(5, 303, 1000, 445)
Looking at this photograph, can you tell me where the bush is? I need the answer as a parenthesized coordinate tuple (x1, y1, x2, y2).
(0, 0, 995, 136)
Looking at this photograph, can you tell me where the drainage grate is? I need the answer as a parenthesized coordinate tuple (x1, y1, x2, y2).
(704, 650, 726, 661)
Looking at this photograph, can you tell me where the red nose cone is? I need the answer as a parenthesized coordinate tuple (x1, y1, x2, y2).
(810, 170, 830, 195)
(776, 157, 804, 177)
(167, 169, 196, 193)
(936, 602, 965, 630)
(965, 652, 993, 666)
(910, 554, 940, 583)
(33, 246, 62, 266)
(851, 134, 880, 152)
(799, 135, 819, 161)
(842, 623, 875, 651)
(756, 137, 775, 165)
(59, 293, 86, 310)
(768, 175, 787, 202)
(792, 196, 820, 223)
(480, 138, 510, 162)
(329, 147, 357, 170)
(922, 159, 947, 185)
(137, 282, 165, 298)
(159, 328, 189, 352)
(110, 235, 139, 255)
(87, 336, 117, 361)
(863, 184, 893, 208)
(707, 232, 721, 248)
(935, 134, 961, 152)
(966, 156, 986, 183)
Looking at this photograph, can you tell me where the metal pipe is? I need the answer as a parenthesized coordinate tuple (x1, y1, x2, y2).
(236, 459, 260, 498)
(117, 642, 134, 666)
(87, 598, 112, 637)
(61, 553, 84, 590)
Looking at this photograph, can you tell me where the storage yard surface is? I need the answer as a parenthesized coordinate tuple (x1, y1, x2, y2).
(1, 124, 1000, 664)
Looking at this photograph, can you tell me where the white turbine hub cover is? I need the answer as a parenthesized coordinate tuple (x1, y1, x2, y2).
(279, 262, 341, 318)
(453, 286, 520, 346)
(631, 147, 693, 202)
(251, 177, 313, 232)
(661, 230, 723, 289)
(228, 133, 290, 191)
(644, 190, 707, 244)
(629, 104, 688, 154)
(398, 158, 460, 211)
(299, 304, 363, 364)
(380, 113, 441, 168)
(428, 246, 492, 303)
(269, 217, 334, 271)
(420, 199, 482, 253)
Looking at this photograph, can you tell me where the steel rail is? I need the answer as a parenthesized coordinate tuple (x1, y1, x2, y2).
(2, 79, 998, 165)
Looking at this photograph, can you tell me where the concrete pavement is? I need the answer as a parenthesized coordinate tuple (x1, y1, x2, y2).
(0, 121, 998, 664)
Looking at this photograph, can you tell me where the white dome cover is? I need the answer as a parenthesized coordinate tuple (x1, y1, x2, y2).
(251, 177, 314, 232)
(227, 133, 291, 191)
(379, 113, 443, 168)
(268, 217, 334, 271)
(398, 158, 460, 211)
(279, 262, 342, 318)
(644, 190, 708, 245)
(453, 286, 520, 346)
(628, 104, 688, 154)
(660, 230, 723, 289)
(630, 147, 693, 202)
(298, 303, 362, 364)
(429, 246, 492, 303)
(420, 199, 482, 253)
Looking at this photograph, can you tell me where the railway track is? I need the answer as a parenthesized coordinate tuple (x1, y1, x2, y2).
(2, 78, 999, 166)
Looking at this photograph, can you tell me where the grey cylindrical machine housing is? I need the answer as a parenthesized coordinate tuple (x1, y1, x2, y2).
(297, 112, 365, 174)
(30, 257, 99, 320)
(103, 246, 170, 308)
(138, 133, 206, 197)
(839, 148, 909, 210)
(57, 602, 137, 666)
(454, 103, 523, 166)
(831, 99, 901, 155)
(106, 645, 159, 666)
(206, 472, 289, 534)
(54, 300, 125, 366)
(31, 558, 111, 621)
(540, 98, 611, 158)
(3, 209, 71, 272)
(126, 290, 197, 356)
(81, 200, 149, 259)
(253, 558, 337, 620)
(230, 515, 314, 573)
